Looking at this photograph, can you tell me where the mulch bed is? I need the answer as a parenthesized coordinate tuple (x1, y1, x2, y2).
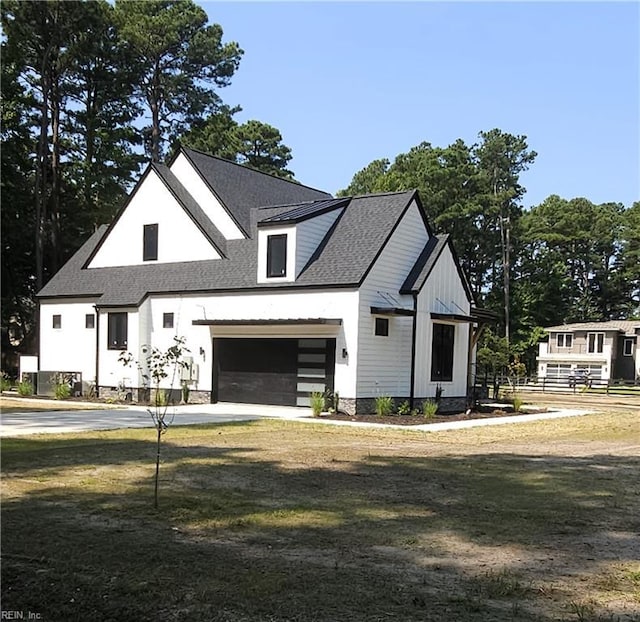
(313, 405, 548, 426)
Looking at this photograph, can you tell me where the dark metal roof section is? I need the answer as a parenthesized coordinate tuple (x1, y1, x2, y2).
(179, 147, 332, 236)
(258, 197, 350, 226)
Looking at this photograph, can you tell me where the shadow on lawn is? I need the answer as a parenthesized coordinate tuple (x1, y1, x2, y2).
(2, 434, 639, 622)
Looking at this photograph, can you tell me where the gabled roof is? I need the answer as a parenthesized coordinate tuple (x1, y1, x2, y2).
(400, 234, 474, 304)
(37, 190, 423, 307)
(545, 321, 640, 335)
(82, 163, 227, 268)
(176, 147, 332, 235)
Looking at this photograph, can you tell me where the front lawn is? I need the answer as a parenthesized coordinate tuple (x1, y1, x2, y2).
(2, 413, 638, 621)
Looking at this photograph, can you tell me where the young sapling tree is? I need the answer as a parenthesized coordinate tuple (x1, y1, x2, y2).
(119, 336, 190, 508)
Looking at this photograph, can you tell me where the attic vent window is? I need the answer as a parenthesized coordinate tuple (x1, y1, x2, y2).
(267, 234, 287, 278)
(143, 223, 158, 261)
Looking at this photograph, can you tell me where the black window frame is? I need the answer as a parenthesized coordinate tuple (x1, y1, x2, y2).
(52, 314, 61, 329)
(374, 317, 389, 337)
(107, 312, 128, 350)
(85, 314, 95, 329)
(431, 323, 455, 382)
(163, 312, 174, 329)
(623, 338, 634, 356)
(143, 223, 159, 261)
(266, 234, 287, 278)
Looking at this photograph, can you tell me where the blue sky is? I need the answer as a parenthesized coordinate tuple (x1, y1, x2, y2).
(204, 1, 639, 209)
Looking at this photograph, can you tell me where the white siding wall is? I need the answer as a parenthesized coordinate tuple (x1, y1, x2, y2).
(414, 244, 471, 398)
(39, 300, 98, 383)
(117, 290, 360, 396)
(295, 209, 344, 276)
(88, 170, 221, 268)
(169, 153, 245, 240)
(356, 200, 430, 397)
(98, 308, 140, 390)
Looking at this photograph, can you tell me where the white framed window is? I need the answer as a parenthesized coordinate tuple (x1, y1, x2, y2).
(556, 333, 573, 348)
(587, 332, 604, 354)
(623, 338, 634, 357)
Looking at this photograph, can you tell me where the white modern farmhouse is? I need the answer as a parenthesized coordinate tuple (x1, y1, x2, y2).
(37, 147, 485, 413)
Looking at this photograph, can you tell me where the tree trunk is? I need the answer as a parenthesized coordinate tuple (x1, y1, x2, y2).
(154, 423, 162, 509)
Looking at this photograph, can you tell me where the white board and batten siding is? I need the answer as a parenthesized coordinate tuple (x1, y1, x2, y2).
(87, 169, 221, 268)
(169, 152, 245, 240)
(39, 299, 99, 385)
(356, 200, 430, 398)
(414, 243, 471, 399)
(97, 307, 140, 390)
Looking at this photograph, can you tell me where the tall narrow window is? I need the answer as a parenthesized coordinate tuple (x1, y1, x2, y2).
(623, 338, 634, 356)
(52, 315, 61, 329)
(431, 323, 455, 382)
(266, 234, 287, 277)
(107, 312, 128, 350)
(143, 223, 158, 261)
(163, 312, 174, 329)
(587, 332, 604, 354)
(85, 314, 95, 329)
(374, 317, 389, 336)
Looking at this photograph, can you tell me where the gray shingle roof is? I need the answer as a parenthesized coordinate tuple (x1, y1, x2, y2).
(180, 148, 332, 235)
(37, 189, 421, 307)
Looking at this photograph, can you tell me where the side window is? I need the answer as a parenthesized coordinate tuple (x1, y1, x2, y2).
(107, 312, 128, 350)
(623, 338, 634, 356)
(143, 223, 158, 261)
(85, 314, 95, 329)
(266, 234, 287, 277)
(52, 315, 62, 329)
(163, 312, 174, 329)
(431, 323, 455, 382)
(374, 317, 389, 336)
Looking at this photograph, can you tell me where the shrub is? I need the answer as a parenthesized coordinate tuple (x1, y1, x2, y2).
(0, 374, 12, 392)
(422, 399, 438, 419)
(54, 382, 71, 400)
(512, 395, 523, 413)
(154, 389, 169, 407)
(310, 391, 325, 417)
(375, 395, 394, 416)
(397, 400, 411, 415)
(17, 381, 33, 396)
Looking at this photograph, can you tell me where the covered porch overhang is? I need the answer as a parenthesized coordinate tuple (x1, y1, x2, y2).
(192, 318, 342, 338)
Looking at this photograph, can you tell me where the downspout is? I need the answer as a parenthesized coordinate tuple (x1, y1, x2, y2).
(409, 293, 418, 409)
(94, 305, 100, 398)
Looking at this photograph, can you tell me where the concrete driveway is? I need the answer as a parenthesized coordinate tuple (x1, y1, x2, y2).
(0, 401, 305, 437)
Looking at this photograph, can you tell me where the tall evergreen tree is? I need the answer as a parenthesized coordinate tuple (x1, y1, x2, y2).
(114, 0, 243, 162)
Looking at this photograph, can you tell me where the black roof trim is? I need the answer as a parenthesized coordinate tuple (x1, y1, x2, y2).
(431, 312, 475, 323)
(371, 306, 415, 317)
(152, 163, 227, 257)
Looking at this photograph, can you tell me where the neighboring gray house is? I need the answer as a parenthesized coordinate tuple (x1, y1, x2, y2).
(537, 320, 640, 382)
(37, 147, 486, 413)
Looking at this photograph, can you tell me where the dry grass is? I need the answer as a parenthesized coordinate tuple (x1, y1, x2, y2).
(1, 412, 639, 621)
(0, 395, 122, 413)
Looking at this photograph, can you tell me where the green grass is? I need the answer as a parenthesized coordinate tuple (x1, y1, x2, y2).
(2, 413, 639, 621)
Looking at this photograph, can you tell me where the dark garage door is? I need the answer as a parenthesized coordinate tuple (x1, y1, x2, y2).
(212, 338, 335, 407)
(213, 338, 298, 406)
